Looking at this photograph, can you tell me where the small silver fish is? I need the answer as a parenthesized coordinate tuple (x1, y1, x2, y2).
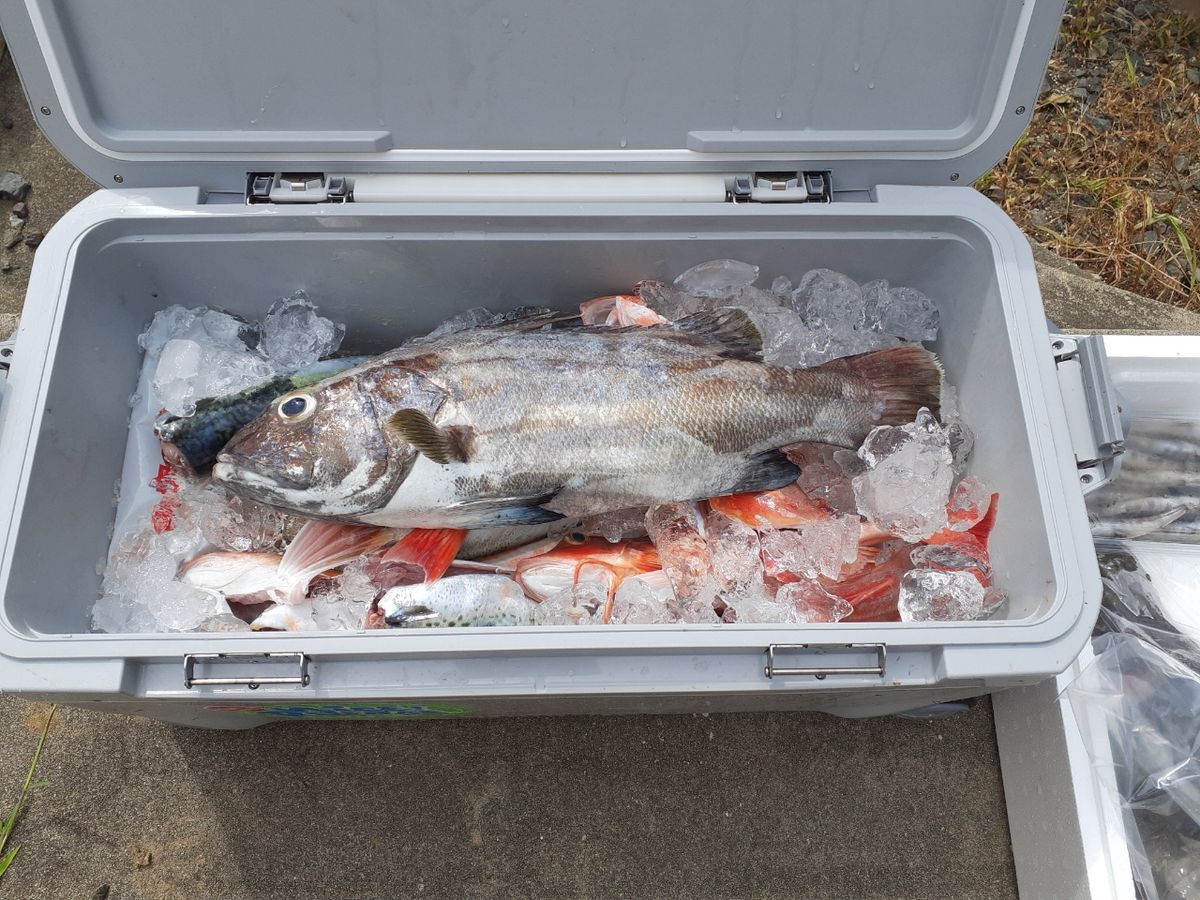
(379, 575, 535, 627)
(214, 310, 941, 529)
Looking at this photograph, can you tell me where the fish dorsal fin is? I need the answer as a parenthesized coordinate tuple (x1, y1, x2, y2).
(669, 307, 763, 360)
(386, 410, 471, 464)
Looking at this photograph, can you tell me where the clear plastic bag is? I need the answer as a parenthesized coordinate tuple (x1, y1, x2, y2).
(1067, 543, 1200, 900)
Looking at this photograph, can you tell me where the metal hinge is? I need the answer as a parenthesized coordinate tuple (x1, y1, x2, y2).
(729, 171, 832, 204)
(184, 652, 310, 689)
(1051, 334, 1125, 493)
(247, 172, 351, 204)
(764, 643, 887, 680)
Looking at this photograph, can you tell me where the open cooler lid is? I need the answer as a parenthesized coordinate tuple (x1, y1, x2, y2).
(1, 0, 1064, 196)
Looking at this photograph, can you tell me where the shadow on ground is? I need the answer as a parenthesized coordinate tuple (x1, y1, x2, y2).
(0, 699, 1015, 900)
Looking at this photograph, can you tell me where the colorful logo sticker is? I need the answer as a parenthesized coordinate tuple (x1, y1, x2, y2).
(205, 701, 472, 719)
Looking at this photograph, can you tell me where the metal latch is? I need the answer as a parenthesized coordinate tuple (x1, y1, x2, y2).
(0, 338, 12, 377)
(247, 173, 351, 204)
(729, 171, 832, 203)
(184, 652, 310, 688)
(1050, 334, 1125, 493)
(764, 643, 887, 680)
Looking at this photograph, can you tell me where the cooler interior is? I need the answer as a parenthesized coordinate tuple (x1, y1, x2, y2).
(1, 208, 1057, 636)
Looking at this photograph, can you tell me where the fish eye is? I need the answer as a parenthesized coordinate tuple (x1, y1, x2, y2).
(277, 393, 317, 422)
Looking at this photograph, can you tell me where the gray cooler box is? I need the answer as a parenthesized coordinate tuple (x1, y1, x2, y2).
(0, 0, 1117, 728)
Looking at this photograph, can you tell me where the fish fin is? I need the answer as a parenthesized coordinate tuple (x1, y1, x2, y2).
(386, 410, 472, 464)
(855, 542, 882, 565)
(443, 494, 566, 527)
(378, 528, 467, 582)
(718, 450, 802, 496)
(968, 493, 1000, 544)
(277, 521, 398, 603)
(668, 307, 763, 360)
(492, 308, 581, 331)
(551, 306, 762, 359)
(823, 344, 943, 425)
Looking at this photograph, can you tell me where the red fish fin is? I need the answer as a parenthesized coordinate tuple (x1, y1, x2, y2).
(968, 493, 1000, 544)
(855, 542, 882, 564)
(383, 528, 467, 582)
(824, 345, 942, 426)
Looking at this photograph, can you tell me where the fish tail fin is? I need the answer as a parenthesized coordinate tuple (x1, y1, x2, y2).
(841, 345, 943, 426)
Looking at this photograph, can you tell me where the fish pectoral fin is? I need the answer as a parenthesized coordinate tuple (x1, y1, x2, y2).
(718, 449, 802, 496)
(443, 493, 566, 527)
(668, 307, 763, 360)
(386, 410, 472, 464)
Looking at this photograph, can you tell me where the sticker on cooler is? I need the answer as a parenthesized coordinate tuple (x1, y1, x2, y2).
(205, 702, 472, 719)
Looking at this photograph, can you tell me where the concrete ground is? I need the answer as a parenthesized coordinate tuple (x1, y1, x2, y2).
(2, 42, 1199, 900)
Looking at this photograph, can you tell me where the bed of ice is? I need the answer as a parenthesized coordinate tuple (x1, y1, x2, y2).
(95, 262, 1000, 634)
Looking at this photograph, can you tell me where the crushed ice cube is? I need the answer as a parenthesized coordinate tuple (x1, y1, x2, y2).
(645, 502, 717, 603)
(859, 280, 890, 332)
(877, 286, 939, 342)
(793, 268, 866, 331)
(937, 384, 975, 477)
(853, 408, 954, 541)
(609, 571, 678, 624)
(897, 569, 986, 621)
(982, 587, 1009, 618)
(776, 581, 854, 623)
(705, 510, 763, 595)
(259, 293, 345, 372)
(533, 581, 608, 625)
(98, 536, 228, 633)
(947, 475, 991, 531)
(759, 516, 860, 581)
(152, 338, 275, 417)
(722, 596, 795, 623)
(837, 277, 940, 342)
(305, 558, 377, 630)
(770, 275, 793, 298)
(908, 543, 991, 584)
(138, 306, 255, 360)
(175, 483, 300, 553)
(797, 465, 857, 515)
(673, 259, 759, 297)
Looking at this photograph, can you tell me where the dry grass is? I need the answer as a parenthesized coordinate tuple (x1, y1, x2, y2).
(986, 0, 1200, 309)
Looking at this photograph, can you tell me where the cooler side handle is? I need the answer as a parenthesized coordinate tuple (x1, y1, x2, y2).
(1050, 334, 1125, 494)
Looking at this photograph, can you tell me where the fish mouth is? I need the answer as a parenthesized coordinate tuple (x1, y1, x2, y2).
(213, 455, 308, 494)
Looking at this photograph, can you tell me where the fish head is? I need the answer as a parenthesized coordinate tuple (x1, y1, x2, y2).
(213, 372, 421, 518)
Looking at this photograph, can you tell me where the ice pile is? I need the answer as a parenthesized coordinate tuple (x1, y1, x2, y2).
(634, 260, 940, 369)
(98, 259, 1001, 634)
(142, 293, 344, 417)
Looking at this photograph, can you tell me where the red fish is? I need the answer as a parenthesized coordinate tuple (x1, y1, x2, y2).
(515, 539, 661, 623)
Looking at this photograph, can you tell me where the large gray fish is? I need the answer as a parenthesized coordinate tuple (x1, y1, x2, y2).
(213, 310, 941, 528)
